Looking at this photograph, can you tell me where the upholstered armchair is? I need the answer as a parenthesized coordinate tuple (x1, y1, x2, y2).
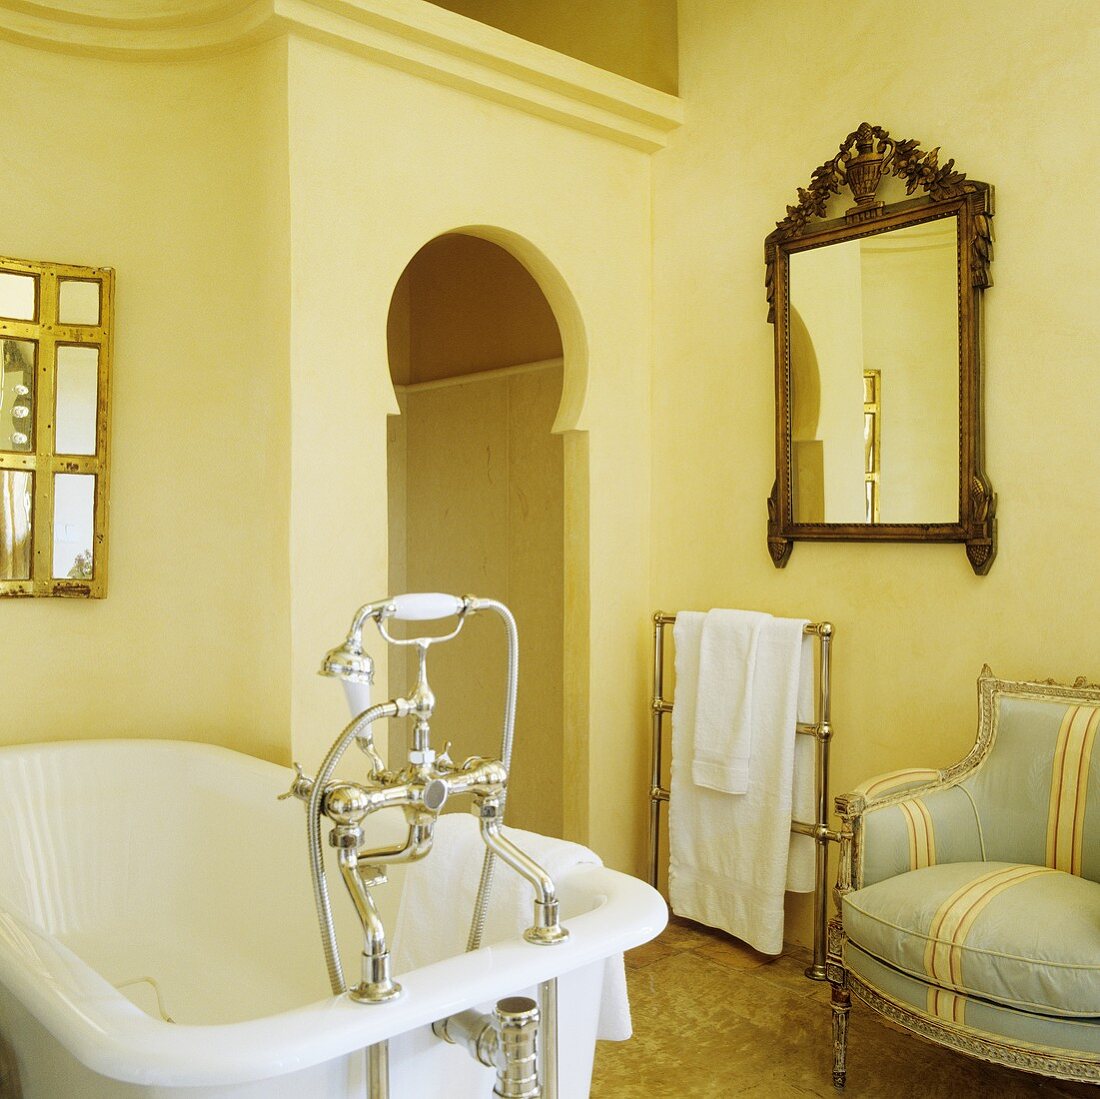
(828, 668, 1100, 1089)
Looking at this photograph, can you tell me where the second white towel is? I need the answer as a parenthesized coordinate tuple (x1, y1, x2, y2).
(669, 610, 814, 955)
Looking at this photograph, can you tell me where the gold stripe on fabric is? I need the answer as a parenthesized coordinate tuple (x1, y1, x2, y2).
(927, 986, 967, 1024)
(859, 768, 939, 799)
(915, 798, 936, 868)
(899, 798, 936, 870)
(923, 865, 1055, 989)
(1046, 706, 1100, 874)
(1070, 709, 1100, 875)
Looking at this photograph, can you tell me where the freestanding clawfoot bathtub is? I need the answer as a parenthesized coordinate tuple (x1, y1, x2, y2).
(0, 739, 666, 1098)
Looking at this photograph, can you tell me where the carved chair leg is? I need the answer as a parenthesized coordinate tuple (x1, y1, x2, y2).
(830, 976, 851, 1091)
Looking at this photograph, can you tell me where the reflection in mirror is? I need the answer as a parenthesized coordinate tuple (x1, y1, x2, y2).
(58, 279, 101, 326)
(788, 217, 959, 524)
(0, 470, 33, 580)
(55, 345, 99, 455)
(52, 473, 95, 580)
(1, 339, 36, 452)
(0, 271, 36, 321)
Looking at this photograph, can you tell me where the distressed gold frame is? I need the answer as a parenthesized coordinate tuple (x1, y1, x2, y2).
(765, 123, 996, 574)
(0, 255, 113, 598)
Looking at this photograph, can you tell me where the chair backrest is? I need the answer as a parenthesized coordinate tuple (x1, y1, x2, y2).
(961, 673, 1100, 882)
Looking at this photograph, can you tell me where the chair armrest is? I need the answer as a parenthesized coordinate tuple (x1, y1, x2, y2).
(835, 771, 985, 893)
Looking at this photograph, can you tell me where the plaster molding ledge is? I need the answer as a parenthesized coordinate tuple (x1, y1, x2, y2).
(0, 0, 683, 152)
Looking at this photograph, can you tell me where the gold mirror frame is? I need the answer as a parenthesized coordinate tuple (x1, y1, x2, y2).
(765, 123, 996, 575)
(0, 256, 113, 598)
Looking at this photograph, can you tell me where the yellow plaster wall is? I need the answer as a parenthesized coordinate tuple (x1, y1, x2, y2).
(285, 34, 655, 870)
(0, 39, 291, 761)
(652, 0, 1100, 944)
(425, 0, 678, 94)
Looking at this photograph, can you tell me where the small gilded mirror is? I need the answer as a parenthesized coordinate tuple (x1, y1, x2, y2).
(765, 123, 996, 574)
(0, 256, 113, 597)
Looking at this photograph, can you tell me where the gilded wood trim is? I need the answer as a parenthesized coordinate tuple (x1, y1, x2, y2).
(764, 123, 996, 573)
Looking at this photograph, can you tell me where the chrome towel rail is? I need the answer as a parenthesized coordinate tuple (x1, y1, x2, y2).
(647, 612, 837, 980)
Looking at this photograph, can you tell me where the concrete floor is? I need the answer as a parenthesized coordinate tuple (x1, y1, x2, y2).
(590, 917, 1097, 1098)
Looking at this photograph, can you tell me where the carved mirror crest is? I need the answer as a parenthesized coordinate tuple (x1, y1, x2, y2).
(765, 123, 996, 574)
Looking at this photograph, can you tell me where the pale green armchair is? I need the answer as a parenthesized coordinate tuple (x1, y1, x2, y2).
(828, 668, 1100, 1089)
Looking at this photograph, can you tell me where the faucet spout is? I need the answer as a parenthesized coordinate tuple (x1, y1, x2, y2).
(476, 798, 569, 947)
(336, 840, 402, 1004)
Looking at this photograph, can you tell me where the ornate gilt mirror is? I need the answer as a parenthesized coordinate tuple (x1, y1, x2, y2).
(765, 123, 996, 574)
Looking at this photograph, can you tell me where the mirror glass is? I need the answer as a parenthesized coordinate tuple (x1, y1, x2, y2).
(55, 345, 99, 455)
(1, 338, 36, 452)
(0, 470, 33, 580)
(0, 271, 36, 321)
(788, 216, 959, 524)
(58, 279, 101, 326)
(52, 473, 95, 579)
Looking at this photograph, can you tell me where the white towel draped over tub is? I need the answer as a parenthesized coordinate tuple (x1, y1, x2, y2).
(392, 812, 632, 1040)
(668, 609, 815, 955)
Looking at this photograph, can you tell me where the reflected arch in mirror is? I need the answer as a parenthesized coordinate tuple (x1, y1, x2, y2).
(787, 305, 824, 523)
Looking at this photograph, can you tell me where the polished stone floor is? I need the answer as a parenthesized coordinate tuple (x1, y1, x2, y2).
(590, 917, 1097, 1098)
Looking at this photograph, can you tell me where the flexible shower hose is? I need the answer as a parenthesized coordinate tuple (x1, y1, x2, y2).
(465, 598, 519, 953)
(307, 703, 396, 995)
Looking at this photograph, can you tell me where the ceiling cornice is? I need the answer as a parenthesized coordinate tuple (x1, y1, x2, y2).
(0, 0, 682, 152)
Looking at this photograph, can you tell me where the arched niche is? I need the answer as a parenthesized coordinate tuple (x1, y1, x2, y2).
(384, 229, 590, 841)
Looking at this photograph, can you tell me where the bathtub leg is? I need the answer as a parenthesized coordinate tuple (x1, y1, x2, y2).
(538, 979, 558, 1099)
(367, 1040, 389, 1099)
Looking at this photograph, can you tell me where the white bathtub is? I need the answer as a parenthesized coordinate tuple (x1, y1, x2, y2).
(0, 740, 666, 1098)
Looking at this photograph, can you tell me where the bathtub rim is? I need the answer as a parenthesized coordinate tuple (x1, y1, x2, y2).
(0, 738, 668, 1087)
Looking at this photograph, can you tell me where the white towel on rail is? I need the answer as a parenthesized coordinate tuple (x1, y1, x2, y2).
(391, 812, 632, 1040)
(692, 609, 768, 793)
(668, 611, 814, 955)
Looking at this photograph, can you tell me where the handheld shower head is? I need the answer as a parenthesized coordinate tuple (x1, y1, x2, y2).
(319, 638, 374, 716)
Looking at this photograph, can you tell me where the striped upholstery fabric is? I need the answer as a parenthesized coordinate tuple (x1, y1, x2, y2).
(853, 768, 940, 800)
(860, 785, 984, 887)
(961, 697, 1100, 880)
(846, 942, 1100, 1056)
(842, 862, 1100, 1018)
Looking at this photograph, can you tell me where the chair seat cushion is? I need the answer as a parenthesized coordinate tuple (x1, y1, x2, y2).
(842, 861, 1100, 1018)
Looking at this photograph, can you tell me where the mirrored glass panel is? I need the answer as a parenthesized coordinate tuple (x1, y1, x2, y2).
(58, 279, 101, 326)
(1, 338, 37, 452)
(53, 473, 95, 580)
(0, 470, 33, 580)
(788, 217, 959, 525)
(55, 345, 99, 455)
(0, 271, 36, 321)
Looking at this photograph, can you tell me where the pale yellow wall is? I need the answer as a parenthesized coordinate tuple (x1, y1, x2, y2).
(426, 0, 678, 93)
(0, 39, 291, 761)
(653, 0, 1100, 944)
(285, 34, 655, 870)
